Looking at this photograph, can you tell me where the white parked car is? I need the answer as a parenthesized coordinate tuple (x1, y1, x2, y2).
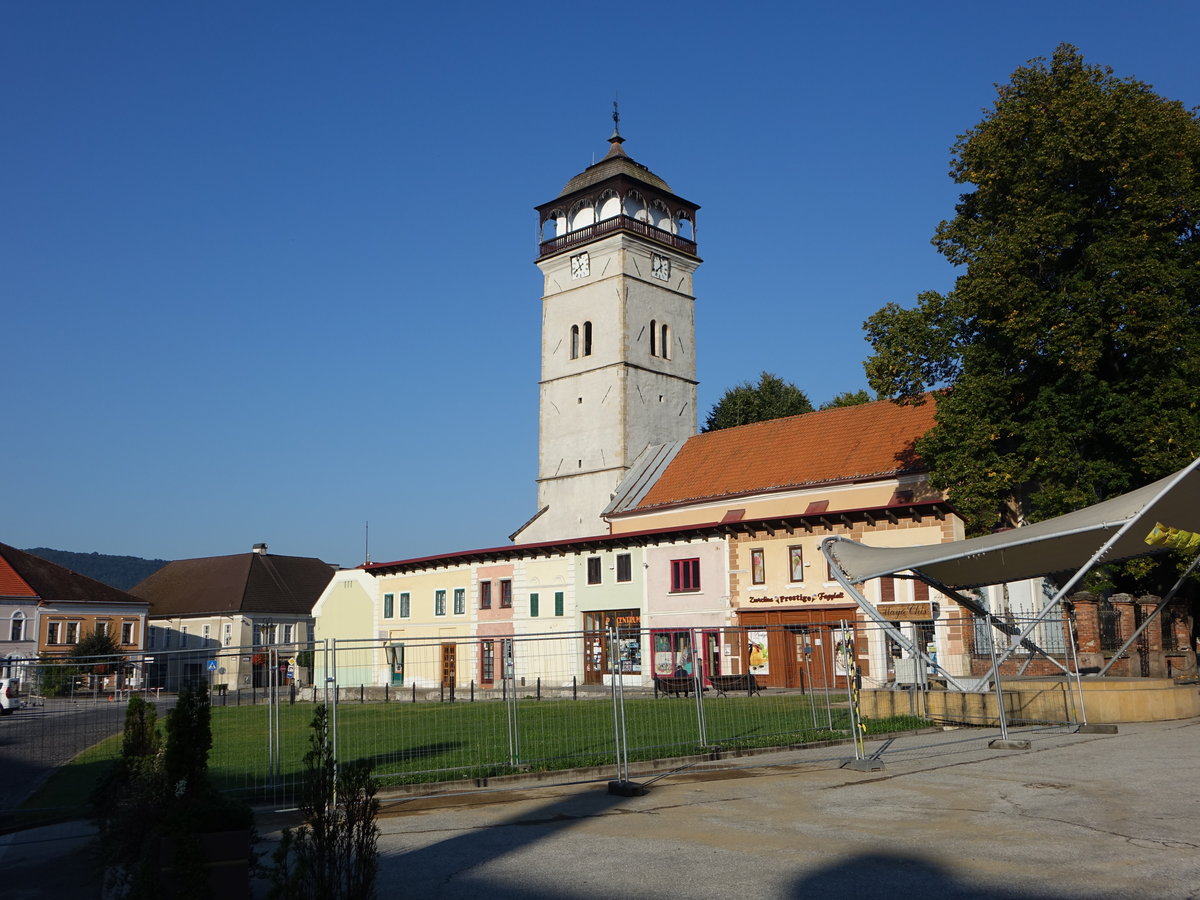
(0, 678, 20, 715)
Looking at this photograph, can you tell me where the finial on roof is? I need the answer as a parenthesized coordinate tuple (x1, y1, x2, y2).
(604, 98, 627, 159)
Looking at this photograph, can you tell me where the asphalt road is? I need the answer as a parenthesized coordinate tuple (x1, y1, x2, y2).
(0, 695, 171, 814)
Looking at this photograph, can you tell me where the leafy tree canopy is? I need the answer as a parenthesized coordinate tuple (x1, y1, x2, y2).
(819, 389, 874, 410)
(703, 372, 813, 432)
(864, 44, 1200, 537)
(71, 628, 121, 661)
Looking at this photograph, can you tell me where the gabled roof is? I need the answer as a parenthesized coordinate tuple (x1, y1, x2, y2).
(131, 552, 334, 618)
(0, 543, 148, 607)
(609, 397, 937, 515)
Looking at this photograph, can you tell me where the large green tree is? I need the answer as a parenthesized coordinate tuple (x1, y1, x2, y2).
(703, 372, 813, 432)
(864, 44, 1200, 536)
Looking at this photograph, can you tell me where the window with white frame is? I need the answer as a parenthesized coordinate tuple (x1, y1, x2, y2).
(95, 620, 109, 637)
(224, 623, 232, 646)
(203, 624, 211, 643)
(10, 611, 25, 642)
(65, 621, 79, 644)
(400, 592, 410, 618)
(47, 621, 61, 645)
(122, 621, 135, 645)
(669, 558, 701, 593)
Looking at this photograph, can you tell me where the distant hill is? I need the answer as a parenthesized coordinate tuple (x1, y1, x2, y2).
(22, 548, 171, 592)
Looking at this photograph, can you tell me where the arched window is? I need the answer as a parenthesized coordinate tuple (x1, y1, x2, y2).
(598, 190, 621, 221)
(623, 190, 647, 221)
(650, 201, 671, 232)
(660, 323, 670, 360)
(568, 200, 596, 232)
(570, 324, 580, 359)
(675, 213, 694, 240)
(650, 319, 657, 357)
(583, 321, 592, 356)
(10, 611, 25, 642)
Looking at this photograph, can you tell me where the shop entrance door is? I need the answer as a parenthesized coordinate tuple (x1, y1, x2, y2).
(440, 643, 456, 688)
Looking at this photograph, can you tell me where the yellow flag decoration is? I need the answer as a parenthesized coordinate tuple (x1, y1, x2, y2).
(1145, 522, 1200, 552)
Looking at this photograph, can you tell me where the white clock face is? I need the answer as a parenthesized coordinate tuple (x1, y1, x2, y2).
(571, 252, 590, 279)
(651, 253, 670, 281)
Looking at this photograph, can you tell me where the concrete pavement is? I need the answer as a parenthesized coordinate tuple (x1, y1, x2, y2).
(2, 718, 1198, 898)
(366, 719, 1200, 899)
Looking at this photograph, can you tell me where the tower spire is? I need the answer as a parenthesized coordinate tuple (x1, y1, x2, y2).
(605, 99, 626, 158)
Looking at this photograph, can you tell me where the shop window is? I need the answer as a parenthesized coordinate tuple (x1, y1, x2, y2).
(587, 556, 602, 585)
(670, 558, 700, 593)
(481, 640, 495, 684)
(789, 545, 805, 582)
(400, 592, 411, 618)
(530, 593, 539, 617)
(454, 588, 465, 615)
(554, 591, 564, 617)
(750, 548, 765, 585)
(616, 553, 632, 583)
(652, 630, 695, 678)
(435, 590, 446, 616)
(480, 581, 492, 609)
(500, 579, 513, 608)
(383, 593, 395, 618)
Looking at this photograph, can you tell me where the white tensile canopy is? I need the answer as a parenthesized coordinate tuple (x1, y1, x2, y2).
(820, 456, 1200, 690)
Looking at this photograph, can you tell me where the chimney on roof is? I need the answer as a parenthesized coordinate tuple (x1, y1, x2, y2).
(253, 543, 268, 555)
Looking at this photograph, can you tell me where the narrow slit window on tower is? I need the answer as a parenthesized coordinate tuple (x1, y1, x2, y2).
(570, 324, 580, 359)
(583, 321, 592, 356)
(661, 323, 670, 359)
(650, 319, 657, 356)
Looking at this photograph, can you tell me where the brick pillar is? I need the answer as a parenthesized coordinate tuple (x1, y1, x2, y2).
(1111, 593, 1137, 676)
(1069, 591, 1102, 671)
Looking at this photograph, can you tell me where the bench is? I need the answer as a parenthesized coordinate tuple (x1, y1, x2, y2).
(653, 676, 697, 698)
(709, 674, 763, 698)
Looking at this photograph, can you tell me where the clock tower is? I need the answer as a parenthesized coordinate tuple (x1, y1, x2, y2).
(514, 114, 701, 543)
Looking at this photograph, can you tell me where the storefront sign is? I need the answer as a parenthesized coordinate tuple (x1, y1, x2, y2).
(747, 591, 846, 605)
(879, 601, 935, 621)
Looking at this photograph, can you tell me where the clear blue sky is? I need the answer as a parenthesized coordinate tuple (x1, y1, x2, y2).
(4, 2, 1197, 568)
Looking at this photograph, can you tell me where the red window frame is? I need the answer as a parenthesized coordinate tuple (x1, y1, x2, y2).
(670, 558, 701, 593)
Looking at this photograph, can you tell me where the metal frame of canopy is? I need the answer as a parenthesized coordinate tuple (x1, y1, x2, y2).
(819, 456, 1200, 693)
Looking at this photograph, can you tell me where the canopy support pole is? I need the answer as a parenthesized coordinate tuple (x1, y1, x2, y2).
(821, 538, 969, 692)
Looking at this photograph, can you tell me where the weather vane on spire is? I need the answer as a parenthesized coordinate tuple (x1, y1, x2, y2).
(609, 97, 624, 146)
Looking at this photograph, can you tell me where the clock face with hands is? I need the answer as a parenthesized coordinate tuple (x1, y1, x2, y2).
(571, 252, 590, 279)
(651, 253, 671, 281)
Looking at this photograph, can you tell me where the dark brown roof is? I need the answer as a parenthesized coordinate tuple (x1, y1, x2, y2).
(0, 543, 149, 607)
(631, 398, 937, 511)
(131, 552, 334, 618)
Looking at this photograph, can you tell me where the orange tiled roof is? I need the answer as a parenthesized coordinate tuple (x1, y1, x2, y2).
(0, 552, 38, 598)
(633, 397, 937, 510)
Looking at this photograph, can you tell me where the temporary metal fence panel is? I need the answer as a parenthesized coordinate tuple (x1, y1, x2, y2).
(7, 612, 1095, 818)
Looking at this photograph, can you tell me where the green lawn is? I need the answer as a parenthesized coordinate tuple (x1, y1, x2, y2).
(14, 694, 928, 823)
